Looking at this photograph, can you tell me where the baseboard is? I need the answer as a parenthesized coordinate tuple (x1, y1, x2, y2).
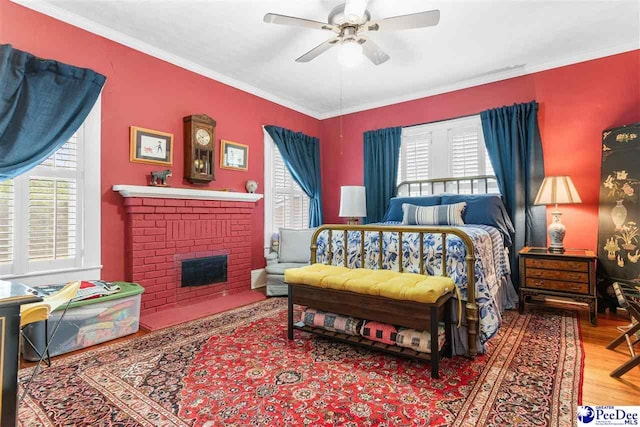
(251, 268, 266, 289)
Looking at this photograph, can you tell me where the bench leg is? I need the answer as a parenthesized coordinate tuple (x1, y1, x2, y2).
(287, 284, 294, 340)
(430, 306, 439, 379)
(444, 298, 453, 358)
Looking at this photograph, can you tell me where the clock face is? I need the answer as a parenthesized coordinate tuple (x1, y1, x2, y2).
(195, 128, 211, 146)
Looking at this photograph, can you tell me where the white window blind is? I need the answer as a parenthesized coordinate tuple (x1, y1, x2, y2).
(398, 116, 495, 194)
(272, 147, 309, 231)
(0, 179, 13, 264)
(28, 178, 77, 261)
(0, 131, 88, 278)
(399, 127, 431, 184)
(450, 125, 480, 177)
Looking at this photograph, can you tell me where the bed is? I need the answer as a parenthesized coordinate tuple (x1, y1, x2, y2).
(313, 175, 517, 355)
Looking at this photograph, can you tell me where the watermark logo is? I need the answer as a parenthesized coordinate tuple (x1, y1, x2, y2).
(577, 406, 640, 426)
(578, 406, 595, 424)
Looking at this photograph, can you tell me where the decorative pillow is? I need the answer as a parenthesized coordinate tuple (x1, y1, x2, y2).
(360, 321, 398, 345)
(401, 202, 466, 226)
(301, 308, 362, 336)
(396, 326, 446, 353)
(441, 194, 514, 246)
(278, 228, 317, 263)
(382, 195, 442, 222)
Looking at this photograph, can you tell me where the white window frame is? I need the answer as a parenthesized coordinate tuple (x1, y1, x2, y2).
(263, 127, 309, 254)
(398, 115, 494, 183)
(0, 95, 102, 285)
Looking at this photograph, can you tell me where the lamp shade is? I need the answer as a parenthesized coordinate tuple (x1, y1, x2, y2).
(534, 176, 582, 205)
(339, 186, 367, 218)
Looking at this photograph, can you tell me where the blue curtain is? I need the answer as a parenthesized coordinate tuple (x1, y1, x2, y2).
(481, 101, 546, 288)
(264, 125, 323, 227)
(363, 127, 402, 224)
(0, 44, 106, 181)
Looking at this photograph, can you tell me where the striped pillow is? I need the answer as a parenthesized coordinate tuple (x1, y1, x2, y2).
(402, 202, 466, 226)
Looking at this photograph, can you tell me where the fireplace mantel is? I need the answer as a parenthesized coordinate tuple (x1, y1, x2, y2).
(113, 185, 263, 202)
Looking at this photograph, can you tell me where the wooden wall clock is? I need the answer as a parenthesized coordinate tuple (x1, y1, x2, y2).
(184, 114, 216, 184)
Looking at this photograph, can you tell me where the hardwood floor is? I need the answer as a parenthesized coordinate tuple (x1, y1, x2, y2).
(21, 307, 639, 406)
(579, 311, 640, 405)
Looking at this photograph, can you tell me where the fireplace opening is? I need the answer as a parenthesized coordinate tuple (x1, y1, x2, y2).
(181, 255, 227, 287)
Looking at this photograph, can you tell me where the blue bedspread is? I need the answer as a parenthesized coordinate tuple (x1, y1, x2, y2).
(314, 223, 512, 344)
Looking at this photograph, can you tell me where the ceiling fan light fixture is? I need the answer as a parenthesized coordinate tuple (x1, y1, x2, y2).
(338, 41, 363, 67)
(344, 0, 368, 23)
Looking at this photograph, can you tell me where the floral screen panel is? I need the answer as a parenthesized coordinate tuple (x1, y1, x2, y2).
(598, 123, 640, 283)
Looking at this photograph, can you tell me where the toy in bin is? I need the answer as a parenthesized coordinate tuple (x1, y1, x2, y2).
(34, 280, 121, 301)
(21, 281, 144, 361)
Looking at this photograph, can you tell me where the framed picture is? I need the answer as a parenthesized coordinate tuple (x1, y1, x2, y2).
(220, 140, 248, 171)
(130, 126, 173, 166)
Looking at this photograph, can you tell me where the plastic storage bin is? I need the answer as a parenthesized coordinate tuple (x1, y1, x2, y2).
(22, 282, 144, 361)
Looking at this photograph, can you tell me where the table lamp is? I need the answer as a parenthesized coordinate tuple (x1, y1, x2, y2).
(534, 176, 582, 253)
(339, 186, 367, 224)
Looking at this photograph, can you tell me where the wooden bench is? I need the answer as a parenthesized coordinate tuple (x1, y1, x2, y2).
(283, 224, 479, 378)
(287, 282, 454, 378)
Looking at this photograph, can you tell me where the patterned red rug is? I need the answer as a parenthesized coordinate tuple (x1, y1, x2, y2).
(18, 298, 583, 426)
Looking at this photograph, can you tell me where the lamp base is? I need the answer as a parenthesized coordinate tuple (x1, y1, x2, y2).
(547, 209, 566, 253)
(346, 217, 360, 225)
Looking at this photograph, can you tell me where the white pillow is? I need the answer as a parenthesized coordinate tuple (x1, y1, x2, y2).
(402, 202, 466, 226)
(278, 228, 317, 263)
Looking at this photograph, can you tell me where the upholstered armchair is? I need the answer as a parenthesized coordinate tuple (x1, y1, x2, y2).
(265, 228, 317, 296)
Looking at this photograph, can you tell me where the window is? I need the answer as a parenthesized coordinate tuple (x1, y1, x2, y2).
(264, 128, 309, 251)
(0, 97, 101, 285)
(398, 115, 496, 195)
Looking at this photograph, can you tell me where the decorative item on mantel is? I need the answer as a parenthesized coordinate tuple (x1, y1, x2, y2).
(533, 176, 582, 253)
(245, 180, 258, 193)
(150, 169, 172, 186)
(339, 185, 367, 225)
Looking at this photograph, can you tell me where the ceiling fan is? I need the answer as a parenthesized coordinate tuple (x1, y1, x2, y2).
(263, 0, 440, 66)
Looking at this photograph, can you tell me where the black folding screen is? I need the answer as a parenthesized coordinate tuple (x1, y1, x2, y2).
(597, 123, 640, 284)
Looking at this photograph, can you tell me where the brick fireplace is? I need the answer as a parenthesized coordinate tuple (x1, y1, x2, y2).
(114, 185, 263, 315)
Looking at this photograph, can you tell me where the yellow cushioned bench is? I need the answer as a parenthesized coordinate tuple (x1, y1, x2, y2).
(284, 263, 455, 304)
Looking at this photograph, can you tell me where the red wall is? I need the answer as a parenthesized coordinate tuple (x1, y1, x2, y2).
(0, 0, 320, 279)
(319, 50, 640, 252)
(2, 0, 639, 278)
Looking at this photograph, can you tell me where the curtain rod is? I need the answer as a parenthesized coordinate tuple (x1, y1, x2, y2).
(402, 112, 480, 129)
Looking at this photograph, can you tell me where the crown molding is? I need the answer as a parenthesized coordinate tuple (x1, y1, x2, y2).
(13, 0, 638, 121)
(316, 41, 640, 119)
(11, 0, 324, 119)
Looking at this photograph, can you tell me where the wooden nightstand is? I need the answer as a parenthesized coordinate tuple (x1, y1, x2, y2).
(519, 247, 597, 325)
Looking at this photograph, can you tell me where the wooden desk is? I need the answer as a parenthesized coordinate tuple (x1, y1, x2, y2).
(0, 281, 41, 426)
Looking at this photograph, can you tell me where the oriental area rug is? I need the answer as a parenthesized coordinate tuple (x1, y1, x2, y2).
(18, 298, 583, 427)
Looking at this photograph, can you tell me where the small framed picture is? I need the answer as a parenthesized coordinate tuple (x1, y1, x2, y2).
(130, 126, 173, 166)
(220, 140, 248, 171)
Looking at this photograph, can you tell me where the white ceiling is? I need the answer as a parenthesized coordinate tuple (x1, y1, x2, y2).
(13, 0, 640, 119)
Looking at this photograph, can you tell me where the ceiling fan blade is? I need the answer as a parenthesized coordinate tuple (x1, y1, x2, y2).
(263, 13, 339, 33)
(365, 10, 440, 32)
(296, 37, 341, 63)
(358, 37, 390, 65)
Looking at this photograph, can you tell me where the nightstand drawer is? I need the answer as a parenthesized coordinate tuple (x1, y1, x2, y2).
(525, 278, 589, 294)
(526, 268, 588, 283)
(525, 258, 588, 272)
